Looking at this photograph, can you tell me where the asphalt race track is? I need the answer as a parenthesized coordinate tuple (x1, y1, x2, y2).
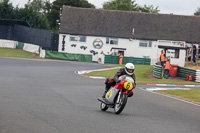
(0, 58, 199, 133)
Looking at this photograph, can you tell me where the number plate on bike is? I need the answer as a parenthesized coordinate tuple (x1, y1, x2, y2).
(124, 82, 133, 90)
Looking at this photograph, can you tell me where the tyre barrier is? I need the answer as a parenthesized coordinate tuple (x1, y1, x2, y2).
(153, 65, 162, 79)
(196, 70, 200, 82)
(177, 66, 196, 81)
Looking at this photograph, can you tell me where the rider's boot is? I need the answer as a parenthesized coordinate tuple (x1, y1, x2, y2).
(102, 91, 107, 99)
(102, 79, 112, 99)
(128, 90, 133, 97)
(102, 86, 110, 99)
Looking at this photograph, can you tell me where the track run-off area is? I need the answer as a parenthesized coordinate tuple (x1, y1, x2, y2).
(0, 57, 199, 133)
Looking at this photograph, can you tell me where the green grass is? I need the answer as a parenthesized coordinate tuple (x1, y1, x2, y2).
(0, 48, 40, 59)
(85, 64, 200, 104)
(84, 64, 200, 85)
(159, 89, 200, 104)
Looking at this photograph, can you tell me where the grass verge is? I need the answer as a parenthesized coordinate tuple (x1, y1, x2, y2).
(0, 48, 40, 59)
(84, 64, 200, 104)
(157, 89, 200, 104)
(84, 64, 200, 85)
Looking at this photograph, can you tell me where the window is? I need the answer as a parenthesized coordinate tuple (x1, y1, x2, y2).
(166, 49, 179, 58)
(106, 37, 118, 45)
(70, 35, 86, 42)
(139, 40, 152, 47)
(79, 36, 86, 42)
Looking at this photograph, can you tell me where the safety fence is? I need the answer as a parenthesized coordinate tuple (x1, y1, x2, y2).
(153, 65, 162, 79)
(0, 24, 58, 51)
(104, 55, 151, 65)
(0, 39, 92, 62)
(45, 51, 92, 62)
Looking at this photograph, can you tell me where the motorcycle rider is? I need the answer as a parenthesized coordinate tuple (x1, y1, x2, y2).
(102, 63, 136, 98)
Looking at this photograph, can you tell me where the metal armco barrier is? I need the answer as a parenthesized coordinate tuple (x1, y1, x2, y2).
(153, 65, 162, 79)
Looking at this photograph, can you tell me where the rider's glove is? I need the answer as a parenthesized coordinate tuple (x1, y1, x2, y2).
(116, 80, 121, 84)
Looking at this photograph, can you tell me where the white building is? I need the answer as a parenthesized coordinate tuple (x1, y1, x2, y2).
(58, 6, 200, 66)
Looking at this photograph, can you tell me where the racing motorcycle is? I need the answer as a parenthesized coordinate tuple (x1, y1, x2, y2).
(98, 75, 135, 114)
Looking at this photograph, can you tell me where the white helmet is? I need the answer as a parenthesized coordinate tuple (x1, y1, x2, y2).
(125, 63, 135, 75)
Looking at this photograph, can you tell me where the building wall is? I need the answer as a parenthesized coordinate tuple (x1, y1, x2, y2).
(170, 50, 186, 67)
(58, 34, 185, 66)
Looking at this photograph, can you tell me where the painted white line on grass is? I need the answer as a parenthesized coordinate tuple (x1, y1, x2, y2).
(74, 71, 106, 80)
(76, 67, 121, 79)
(139, 88, 200, 107)
(89, 76, 106, 79)
(77, 67, 121, 75)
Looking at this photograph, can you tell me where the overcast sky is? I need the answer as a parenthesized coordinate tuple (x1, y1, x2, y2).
(10, 0, 200, 16)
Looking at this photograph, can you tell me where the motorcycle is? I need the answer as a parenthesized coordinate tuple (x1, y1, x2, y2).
(98, 75, 135, 114)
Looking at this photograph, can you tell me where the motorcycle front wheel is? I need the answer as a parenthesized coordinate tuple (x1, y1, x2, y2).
(100, 102, 108, 111)
(114, 92, 128, 114)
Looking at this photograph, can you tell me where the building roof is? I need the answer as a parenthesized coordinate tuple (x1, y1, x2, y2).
(110, 47, 126, 51)
(158, 45, 186, 50)
(60, 6, 200, 43)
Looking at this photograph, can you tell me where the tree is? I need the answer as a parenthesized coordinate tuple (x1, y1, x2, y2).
(139, 5, 159, 14)
(103, 0, 138, 11)
(22, 0, 51, 29)
(46, 0, 95, 31)
(16, 5, 49, 29)
(0, 0, 49, 29)
(194, 7, 200, 16)
(0, 0, 16, 19)
(25, 0, 52, 14)
(103, 0, 159, 13)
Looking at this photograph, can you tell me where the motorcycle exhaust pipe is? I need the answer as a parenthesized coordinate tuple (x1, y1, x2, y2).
(98, 97, 113, 105)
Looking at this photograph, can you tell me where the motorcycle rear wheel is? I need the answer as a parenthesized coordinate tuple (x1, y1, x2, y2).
(114, 93, 128, 114)
(100, 102, 108, 111)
